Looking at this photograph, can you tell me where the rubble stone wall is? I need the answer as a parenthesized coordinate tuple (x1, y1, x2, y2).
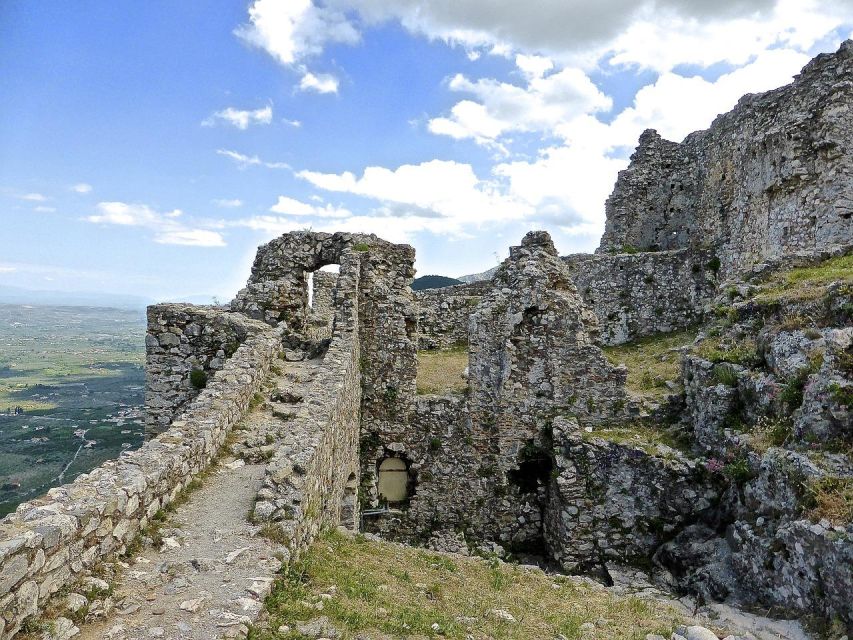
(563, 249, 717, 345)
(306, 270, 337, 341)
(252, 252, 363, 561)
(598, 42, 853, 278)
(545, 417, 719, 572)
(145, 304, 270, 436)
(0, 325, 282, 640)
(364, 232, 632, 552)
(414, 281, 491, 350)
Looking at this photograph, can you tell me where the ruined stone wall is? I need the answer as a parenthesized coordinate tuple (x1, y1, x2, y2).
(364, 232, 632, 551)
(563, 249, 717, 345)
(253, 253, 362, 561)
(545, 417, 719, 573)
(598, 41, 853, 278)
(306, 270, 337, 341)
(414, 281, 491, 350)
(0, 325, 282, 639)
(145, 304, 270, 436)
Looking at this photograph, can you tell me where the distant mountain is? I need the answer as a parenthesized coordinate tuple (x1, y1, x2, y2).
(0, 285, 152, 310)
(457, 265, 499, 284)
(412, 275, 464, 291)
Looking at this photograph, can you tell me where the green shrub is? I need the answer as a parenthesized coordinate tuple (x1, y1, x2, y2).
(712, 363, 739, 386)
(353, 242, 370, 252)
(190, 368, 207, 390)
(706, 256, 721, 276)
(621, 244, 639, 254)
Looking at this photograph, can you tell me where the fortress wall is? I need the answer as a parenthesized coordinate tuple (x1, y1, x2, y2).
(0, 324, 282, 640)
(145, 304, 271, 436)
(414, 280, 491, 350)
(306, 270, 337, 341)
(564, 249, 717, 346)
(252, 253, 363, 561)
(598, 42, 853, 278)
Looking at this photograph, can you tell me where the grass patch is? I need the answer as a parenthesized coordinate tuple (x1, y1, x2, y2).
(253, 530, 682, 640)
(581, 421, 691, 456)
(602, 328, 697, 400)
(417, 347, 469, 395)
(803, 476, 853, 525)
(754, 254, 853, 303)
(694, 336, 759, 367)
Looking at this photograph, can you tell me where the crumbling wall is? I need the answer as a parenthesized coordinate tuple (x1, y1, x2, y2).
(306, 270, 337, 341)
(564, 249, 717, 345)
(253, 253, 362, 560)
(414, 280, 491, 350)
(0, 325, 282, 639)
(545, 417, 719, 573)
(364, 232, 631, 551)
(145, 304, 270, 436)
(598, 41, 853, 278)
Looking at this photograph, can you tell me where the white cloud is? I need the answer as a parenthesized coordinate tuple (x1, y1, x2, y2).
(34, 206, 56, 213)
(72, 183, 92, 194)
(299, 72, 340, 94)
(217, 149, 291, 170)
(84, 202, 226, 247)
(269, 195, 351, 217)
(236, 0, 359, 66)
(299, 159, 528, 228)
(0, 266, 17, 273)
(202, 105, 273, 129)
(20, 193, 46, 202)
(428, 65, 611, 146)
(212, 198, 244, 208)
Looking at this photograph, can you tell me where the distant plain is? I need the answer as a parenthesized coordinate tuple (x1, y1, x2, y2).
(0, 304, 145, 516)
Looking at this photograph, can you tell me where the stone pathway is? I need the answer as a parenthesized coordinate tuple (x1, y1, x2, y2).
(64, 353, 326, 640)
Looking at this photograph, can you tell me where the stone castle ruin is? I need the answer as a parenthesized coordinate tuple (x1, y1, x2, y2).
(1, 40, 851, 639)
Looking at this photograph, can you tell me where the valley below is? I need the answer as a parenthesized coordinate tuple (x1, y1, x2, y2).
(0, 304, 145, 517)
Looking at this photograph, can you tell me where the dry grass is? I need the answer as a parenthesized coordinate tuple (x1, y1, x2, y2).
(602, 328, 697, 399)
(254, 531, 683, 640)
(804, 476, 853, 526)
(416, 347, 469, 395)
(581, 422, 691, 456)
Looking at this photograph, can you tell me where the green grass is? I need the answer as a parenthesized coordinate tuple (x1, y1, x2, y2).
(581, 421, 691, 456)
(754, 254, 853, 303)
(252, 530, 683, 640)
(602, 328, 697, 399)
(417, 347, 469, 395)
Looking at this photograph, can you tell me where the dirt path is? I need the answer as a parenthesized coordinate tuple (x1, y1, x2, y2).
(70, 353, 325, 640)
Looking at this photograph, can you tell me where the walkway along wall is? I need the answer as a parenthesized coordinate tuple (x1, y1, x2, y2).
(0, 325, 282, 639)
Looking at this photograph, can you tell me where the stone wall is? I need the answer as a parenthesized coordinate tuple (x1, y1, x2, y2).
(0, 325, 282, 639)
(306, 270, 337, 341)
(598, 40, 853, 279)
(414, 281, 491, 350)
(364, 232, 632, 552)
(145, 304, 270, 436)
(563, 249, 717, 345)
(545, 417, 720, 573)
(253, 252, 362, 561)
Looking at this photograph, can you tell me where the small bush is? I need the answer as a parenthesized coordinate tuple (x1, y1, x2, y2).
(353, 242, 370, 252)
(429, 437, 442, 452)
(621, 244, 639, 254)
(723, 456, 754, 484)
(190, 368, 207, 390)
(706, 256, 721, 276)
(713, 363, 739, 386)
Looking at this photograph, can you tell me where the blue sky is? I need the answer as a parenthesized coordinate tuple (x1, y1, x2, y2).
(1, 1, 851, 302)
